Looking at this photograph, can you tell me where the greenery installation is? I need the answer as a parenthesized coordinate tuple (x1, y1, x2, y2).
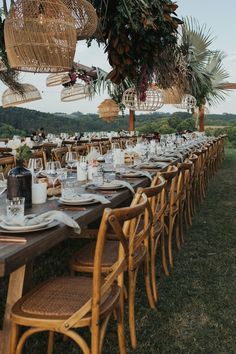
(86, 1, 185, 96)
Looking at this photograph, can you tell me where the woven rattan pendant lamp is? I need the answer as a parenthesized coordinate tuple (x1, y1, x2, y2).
(63, 0, 98, 40)
(46, 73, 71, 87)
(98, 99, 119, 122)
(4, 0, 77, 73)
(61, 83, 90, 102)
(173, 94, 197, 109)
(2, 84, 42, 108)
(122, 87, 164, 111)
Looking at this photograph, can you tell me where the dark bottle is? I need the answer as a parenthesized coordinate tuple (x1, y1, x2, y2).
(7, 160, 32, 208)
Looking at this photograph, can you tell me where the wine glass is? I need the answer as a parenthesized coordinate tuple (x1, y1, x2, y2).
(65, 152, 78, 174)
(45, 161, 62, 199)
(28, 158, 43, 181)
(0, 172, 7, 196)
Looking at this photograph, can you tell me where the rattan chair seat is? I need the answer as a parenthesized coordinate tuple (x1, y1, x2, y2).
(71, 240, 146, 270)
(13, 276, 112, 319)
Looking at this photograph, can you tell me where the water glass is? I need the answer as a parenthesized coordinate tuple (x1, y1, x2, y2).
(61, 179, 78, 200)
(92, 169, 104, 186)
(6, 197, 25, 218)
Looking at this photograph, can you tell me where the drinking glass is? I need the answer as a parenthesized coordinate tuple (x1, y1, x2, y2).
(65, 152, 78, 173)
(6, 197, 25, 218)
(28, 158, 43, 179)
(45, 161, 62, 199)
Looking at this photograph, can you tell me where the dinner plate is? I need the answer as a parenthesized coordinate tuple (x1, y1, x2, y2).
(0, 217, 53, 231)
(60, 194, 94, 203)
(0, 220, 59, 234)
(120, 171, 143, 178)
(94, 182, 124, 190)
(58, 198, 97, 206)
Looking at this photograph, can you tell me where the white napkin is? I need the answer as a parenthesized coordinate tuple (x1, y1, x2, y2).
(123, 170, 152, 181)
(112, 180, 135, 194)
(82, 193, 110, 205)
(3, 211, 81, 234)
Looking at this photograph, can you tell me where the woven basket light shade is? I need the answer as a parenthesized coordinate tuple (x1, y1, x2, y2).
(122, 87, 164, 111)
(46, 73, 71, 87)
(0, 59, 7, 72)
(63, 0, 98, 40)
(162, 86, 182, 104)
(98, 99, 119, 122)
(4, 0, 77, 73)
(61, 83, 90, 102)
(2, 84, 42, 108)
(174, 94, 197, 110)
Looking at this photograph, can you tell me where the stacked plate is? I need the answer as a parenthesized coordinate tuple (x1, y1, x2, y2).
(59, 194, 97, 206)
(0, 215, 57, 234)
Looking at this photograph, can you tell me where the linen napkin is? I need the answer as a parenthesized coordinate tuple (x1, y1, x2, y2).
(2, 211, 81, 234)
(122, 170, 153, 181)
(112, 180, 135, 194)
(81, 193, 110, 205)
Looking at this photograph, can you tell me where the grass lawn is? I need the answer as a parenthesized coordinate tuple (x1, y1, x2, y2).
(0, 149, 235, 353)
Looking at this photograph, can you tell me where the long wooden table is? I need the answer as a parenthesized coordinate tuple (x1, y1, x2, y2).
(0, 167, 165, 354)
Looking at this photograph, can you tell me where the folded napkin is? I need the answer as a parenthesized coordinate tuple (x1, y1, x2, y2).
(112, 180, 135, 194)
(82, 193, 110, 205)
(126, 170, 152, 181)
(3, 211, 81, 234)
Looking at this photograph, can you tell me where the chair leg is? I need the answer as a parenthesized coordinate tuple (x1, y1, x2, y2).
(161, 232, 169, 276)
(115, 299, 127, 354)
(128, 269, 138, 349)
(10, 322, 19, 354)
(168, 220, 174, 268)
(175, 215, 181, 250)
(144, 246, 156, 309)
(47, 331, 54, 354)
(150, 237, 158, 303)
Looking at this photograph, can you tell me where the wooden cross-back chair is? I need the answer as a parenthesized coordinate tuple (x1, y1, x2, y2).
(70, 192, 153, 350)
(0, 155, 16, 178)
(72, 145, 87, 157)
(161, 165, 181, 271)
(0, 147, 13, 158)
(30, 150, 47, 169)
(137, 174, 167, 304)
(52, 147, 69, 167)
(176, 159, 193, 249)
(10, 195, 151, 354)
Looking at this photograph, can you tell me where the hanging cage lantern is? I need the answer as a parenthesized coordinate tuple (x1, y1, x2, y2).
(61, 83, 91, 102)
(2, 84, 42, 108)
(4, 0, 77, 73)
(122, 87, 164, 111)
(98, 99, 119, 122)
(162, 86, 182, 104)
(63, 0, 98, 40)
(46, 73, 71, 87)
(174, 94, 197, 110)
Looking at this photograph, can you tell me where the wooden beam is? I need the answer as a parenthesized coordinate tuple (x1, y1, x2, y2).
(219, 83, 236, 89)
(129, 110, 135, 132)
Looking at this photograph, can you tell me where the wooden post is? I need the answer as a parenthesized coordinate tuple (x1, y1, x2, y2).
(129, 110, 135, 132)
(199, 105, 205, 132)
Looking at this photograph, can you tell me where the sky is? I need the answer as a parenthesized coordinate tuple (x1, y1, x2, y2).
(1, 0, 236, 116)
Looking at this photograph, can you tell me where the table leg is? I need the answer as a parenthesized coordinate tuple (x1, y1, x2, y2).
(1, 265, 26, 354)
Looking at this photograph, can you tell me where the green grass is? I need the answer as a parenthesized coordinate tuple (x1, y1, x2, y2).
(1, 149, 236, 353)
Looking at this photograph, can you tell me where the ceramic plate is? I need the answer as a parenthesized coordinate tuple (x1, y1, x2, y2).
(0, 220, 59, 234)
(0, 216, 53, 231)
(120, 171, 143, 178)
(95, 182, 124, 190)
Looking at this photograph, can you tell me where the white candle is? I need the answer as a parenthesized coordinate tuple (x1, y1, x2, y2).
(32, 183, 47, 204)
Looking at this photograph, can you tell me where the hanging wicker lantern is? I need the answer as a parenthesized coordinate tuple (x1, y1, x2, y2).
(162, 86, 182, 104)
(122, 87, 164, 111)
(4, 0, 77, 73)
(98, 99, 119, 122)
(63, 0, 98, 40)
(2, 84, 42, 108)
(0, 58, 7, 72)
(61, 83, 91, 102)
(46, 73, 71, 87)
(174, 94, 197, 110)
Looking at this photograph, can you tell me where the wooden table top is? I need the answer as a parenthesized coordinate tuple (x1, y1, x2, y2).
(0, 167, 167, 277)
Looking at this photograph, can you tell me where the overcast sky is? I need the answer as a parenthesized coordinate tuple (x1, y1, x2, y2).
(1, 0, 236, 115)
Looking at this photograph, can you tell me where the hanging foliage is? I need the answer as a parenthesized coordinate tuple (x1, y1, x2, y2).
(90, 0, 185, 94)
